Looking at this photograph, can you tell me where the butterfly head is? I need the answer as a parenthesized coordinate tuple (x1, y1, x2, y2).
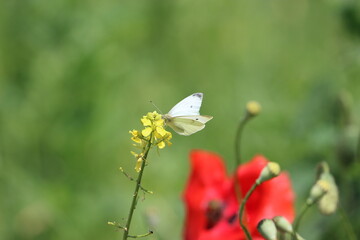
(162, 114, 172, 123)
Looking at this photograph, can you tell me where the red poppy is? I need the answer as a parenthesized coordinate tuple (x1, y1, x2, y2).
(183, 150, 295, 240)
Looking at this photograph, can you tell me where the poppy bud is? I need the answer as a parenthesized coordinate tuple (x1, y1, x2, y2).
(257, 219, 277, 240)
(246, 101, 261, 117)
(256, 162, 281, 184)
(273, 216, 293, 234)
(307, 180, 330, 205)
(316, 162, 338, 215)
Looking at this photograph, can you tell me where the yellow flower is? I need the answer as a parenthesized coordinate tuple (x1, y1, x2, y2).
(129, 111, 173, 171)
(154, 118, 164, 127)
(141, 111, 163, 127)
(137, 111, 171, 149)
(147, 111, 161, 121)
(129, 130, 142, 143)
(155, 129, 172, 149)
(155, 126, 167, 138)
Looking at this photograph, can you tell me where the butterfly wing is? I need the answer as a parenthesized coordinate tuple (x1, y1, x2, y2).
(167, 93, 203, 117)
(167, 115, 213, 136)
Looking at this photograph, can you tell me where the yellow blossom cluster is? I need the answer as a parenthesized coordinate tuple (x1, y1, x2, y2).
(129, 111, 172, 172)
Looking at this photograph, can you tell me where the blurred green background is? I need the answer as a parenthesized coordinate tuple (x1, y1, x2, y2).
(1, 0, 360, 239)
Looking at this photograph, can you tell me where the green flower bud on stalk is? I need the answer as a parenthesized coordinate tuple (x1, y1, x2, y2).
(316, 162, 339, 215)
(256, 162, 281, 184)
(273, 216, 293, 234)
(246, 101, 261, 117)
(307, 180, 330, 205)
(257, 219, 277, 240)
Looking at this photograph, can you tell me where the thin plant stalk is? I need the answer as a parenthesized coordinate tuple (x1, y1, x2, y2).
(234, 113, 252, 202)
(357, 131, 360, 162)
(339, 204, 357, 240)
(123, 140, 152, 240)
(235, 113, 251, 166)
(238, 182, 259, 240)
(292, 203, 310, 240)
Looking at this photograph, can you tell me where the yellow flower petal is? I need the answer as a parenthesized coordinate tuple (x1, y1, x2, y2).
(141, 117, 152, 127)
(142, 127, 152, 137)
(156, 126, 167, 137)
(154, 118, 164, 127)
(157, 141, 166, 149)
(129, 130, 138, 136)
(131, 137, 141, 143)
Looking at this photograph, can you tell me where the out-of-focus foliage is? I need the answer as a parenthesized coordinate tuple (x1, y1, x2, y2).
(0, 0, 359, 239)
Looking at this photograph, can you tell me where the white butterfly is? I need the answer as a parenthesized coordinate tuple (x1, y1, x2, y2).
(163, 93, 213, 136)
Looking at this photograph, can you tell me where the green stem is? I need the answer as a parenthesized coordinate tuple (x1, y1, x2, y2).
(357, 130, 360, 162)
(235, 113, 251, 166)
(292, 203, 310, 240)
(339, 204, 357, 240)
(123, 140, 152, 240)
(238, 181, 259, 240)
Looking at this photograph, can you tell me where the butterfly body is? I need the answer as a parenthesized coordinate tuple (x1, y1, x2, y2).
(163, 93, 213, 136)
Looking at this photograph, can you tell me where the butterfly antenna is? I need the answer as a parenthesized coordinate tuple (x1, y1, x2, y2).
(149, 100, 163, 114)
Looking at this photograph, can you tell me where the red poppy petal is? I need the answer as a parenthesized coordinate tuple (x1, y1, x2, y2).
(197, 222, 243, 240)
(197, 221, 264, 240)
(236, 155, 295, 236)
(183, 150, 230, 240)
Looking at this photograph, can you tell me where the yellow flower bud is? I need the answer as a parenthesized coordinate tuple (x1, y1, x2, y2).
(256, 162, 281, 184)
(135, 158, 143, 172)
(131, 151, 144, 172)
(157, 141, 166, 149)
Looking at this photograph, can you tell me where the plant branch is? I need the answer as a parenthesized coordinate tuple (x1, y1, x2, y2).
(128, 230, 154, 238)
(119, 167, 153, 194)
(238, 182, 259, 240)
(292, 203, 310, 240)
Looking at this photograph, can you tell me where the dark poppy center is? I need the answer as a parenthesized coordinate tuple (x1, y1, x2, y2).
(205, 200, 223, 229)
